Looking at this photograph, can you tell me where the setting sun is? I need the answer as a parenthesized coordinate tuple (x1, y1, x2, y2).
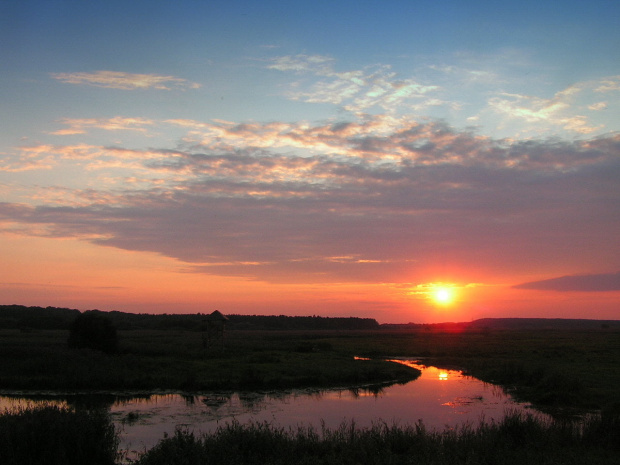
(432, 286, 456, 306)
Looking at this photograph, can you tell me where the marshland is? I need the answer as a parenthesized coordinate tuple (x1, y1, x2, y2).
(1, 306, 619, 464)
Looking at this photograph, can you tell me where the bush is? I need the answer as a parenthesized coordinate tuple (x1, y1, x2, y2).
(0, 406, 119, 465)
(68, 311, 118, 353)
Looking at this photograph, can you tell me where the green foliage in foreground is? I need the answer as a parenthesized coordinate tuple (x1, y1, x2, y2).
(135, 409, 620, 465)
(0, 406, 119, 465)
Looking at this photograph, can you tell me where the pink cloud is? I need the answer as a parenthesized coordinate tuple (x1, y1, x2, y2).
(50, 71, 201, 91)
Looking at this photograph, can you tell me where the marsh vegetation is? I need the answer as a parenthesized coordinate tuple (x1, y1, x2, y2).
(0, 405, 118, 465)
(2, 406, 619, 464)
(133, 410, 620, 465)
(1, 308, 619, 463)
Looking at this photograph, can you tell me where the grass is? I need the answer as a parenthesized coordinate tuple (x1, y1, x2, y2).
(1, 326, 619, 410)
(0, 405, 119, 465)
(133, 409, 620, 465)
(2, 401, 619, 465)
(0, 329, 420, 391)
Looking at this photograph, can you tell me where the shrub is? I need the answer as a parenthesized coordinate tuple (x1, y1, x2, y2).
(68, 311, 118, 353)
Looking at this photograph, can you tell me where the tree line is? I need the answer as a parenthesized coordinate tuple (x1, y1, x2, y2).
(0, 305, 379, 331)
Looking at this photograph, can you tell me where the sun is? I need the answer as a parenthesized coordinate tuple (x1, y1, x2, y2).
(408, 282, 460, 307)
(431, 286, 456, 306)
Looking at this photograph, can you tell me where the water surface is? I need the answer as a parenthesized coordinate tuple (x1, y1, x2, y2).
(0, 360, 545, 460)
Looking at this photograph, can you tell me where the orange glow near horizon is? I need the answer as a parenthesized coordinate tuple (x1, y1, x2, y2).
(2, 234, 620, 323)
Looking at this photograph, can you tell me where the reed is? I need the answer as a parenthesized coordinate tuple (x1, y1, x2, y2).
(0, 405, 119, 465)
(134, 409, 620, 465)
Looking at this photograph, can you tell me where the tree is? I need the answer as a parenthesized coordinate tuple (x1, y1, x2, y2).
(68, 311, 118, 353)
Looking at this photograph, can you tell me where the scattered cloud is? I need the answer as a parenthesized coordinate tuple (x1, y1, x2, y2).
(50, 71, 201, 90)
(266, 56, 619, 138)
(594, 76, 620, 93)
(514, 272, 620, 292)
(486, 76, 620, 135)
(488, 86, 600, 134)
(267, 54, 441, 115)
(0, 145, 57, 172)
(49, 117, 156, 135)
(2, 116, 619, 283)
(267, 54, 335, 74)
(588, 101, 608, 111)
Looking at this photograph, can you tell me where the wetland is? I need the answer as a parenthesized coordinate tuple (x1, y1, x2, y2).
(1, 310, 619, 463)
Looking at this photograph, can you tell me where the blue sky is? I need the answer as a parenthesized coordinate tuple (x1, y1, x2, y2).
(1, 0, 619, 322)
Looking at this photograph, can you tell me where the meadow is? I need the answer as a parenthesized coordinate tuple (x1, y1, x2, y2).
(1, 325, 620, 408)
(1, 324, 619, 463)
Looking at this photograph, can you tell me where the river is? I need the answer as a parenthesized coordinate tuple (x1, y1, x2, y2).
(0, 359, 547, 461)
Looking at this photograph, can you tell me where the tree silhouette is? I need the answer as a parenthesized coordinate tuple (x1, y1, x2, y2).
(68, 311, 118, 354)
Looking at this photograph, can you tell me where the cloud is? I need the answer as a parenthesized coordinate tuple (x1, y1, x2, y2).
(50, 71, 201, 90)
(2, 117, 620, 283)
(48, 117, 156, 135)
(266, 56, 620, 139)
(486, 76, 620, 135)
(514, 272, 620, 292)
(588, 102, 608, 111)
(267, 54, 335, 74)
(267, 54, 440, 115)
(0, 146, 57, 172)
(594, 76, 620, 93)
(488, 86, 601, 134)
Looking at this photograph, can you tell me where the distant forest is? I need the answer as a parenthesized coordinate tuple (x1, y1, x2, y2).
(1, 305, 618, 332)
(382, 317, 620, 331)
(0, 305, 380, 331)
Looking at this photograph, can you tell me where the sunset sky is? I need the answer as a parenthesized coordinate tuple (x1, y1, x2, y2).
(1, 0, 619, 323)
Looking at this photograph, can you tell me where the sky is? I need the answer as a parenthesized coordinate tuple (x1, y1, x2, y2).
(1, 0, 619, 323)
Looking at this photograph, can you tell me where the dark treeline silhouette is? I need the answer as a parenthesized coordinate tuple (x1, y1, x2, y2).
(381, 317, 620, 331)
(0, 304, 80, 330)
(2, 305, 617, 332)
(224, 314, 380, 330)
(0, 305, 379, 331)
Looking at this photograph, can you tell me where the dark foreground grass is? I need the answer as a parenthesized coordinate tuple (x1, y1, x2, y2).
(2, 404, 619, 464)
(0, 405, 119, 465)
(134, 409, 620, 465)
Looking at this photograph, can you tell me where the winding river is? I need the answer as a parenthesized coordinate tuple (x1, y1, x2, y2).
(0, 359, 547, 460)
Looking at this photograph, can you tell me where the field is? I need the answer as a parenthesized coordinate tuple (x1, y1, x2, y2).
(0, 329, 419, 391)
(1, 325, 620, 464)
(1, 326, 620, 410)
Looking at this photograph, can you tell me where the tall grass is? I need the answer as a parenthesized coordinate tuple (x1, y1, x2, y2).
(2, 404, 619, 464)
(0, 405, 119, 465)
(134, 409, 620, 465)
